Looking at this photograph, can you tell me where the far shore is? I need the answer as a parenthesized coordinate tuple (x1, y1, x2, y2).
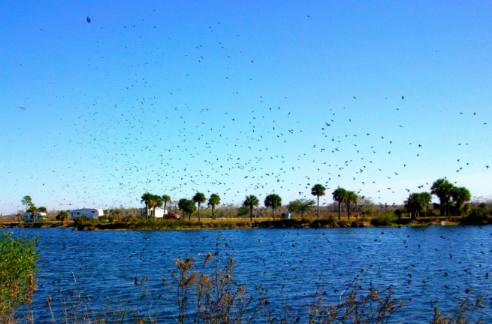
(1, 215, 490, 231)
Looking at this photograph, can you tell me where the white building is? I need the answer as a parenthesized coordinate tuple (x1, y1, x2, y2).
(23, 212, 48, 222)
(70, 208, 104, 219)
(142, 207, 168, 218)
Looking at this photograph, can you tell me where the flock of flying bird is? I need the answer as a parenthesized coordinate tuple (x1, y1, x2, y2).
(10, 12, 491, 212)
(7, 9, 491, 322)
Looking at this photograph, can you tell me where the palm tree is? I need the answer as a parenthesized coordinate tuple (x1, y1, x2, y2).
(149, 195, 162, 217)
(344, 191, 358, 219)
(332, 188, 347, 220)
(141, 192, 153, 219)
(141, 193, 162, 219)
(162, 194, 171, 211)
(311, 184, 326, 219)
(192, 192, 206, 222)
(208, 194, 221, 219)
(264, 194, 282, 218)
(178, 198, 196, 221)
(153, 195, 163, 216)
(243, 195, 259, 222)
(431, 178, 454, 216)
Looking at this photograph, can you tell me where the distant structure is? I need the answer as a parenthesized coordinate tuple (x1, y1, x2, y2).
(70, 208, 104, 219)
(142, 207, 167, 218)
(23, 211, 48, 222)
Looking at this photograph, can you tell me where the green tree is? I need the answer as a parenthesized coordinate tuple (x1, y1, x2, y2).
(264, 194, 282, 218)
(243, 195, 259, 222)
(21, 195, 35, 212)
(431, 178, 454, 216)
(0, 233, 38, 320)
(288, 199, 315, 219)
(178, 198, 196, 222)
(311, 184, 326, 219)
(405, 192, 432, 219)
(450, 186, 471, 215)
(208, 194, 221, 219)
(462, 204, 488, 225)
(37, 206, 47, 213)
(192, 192, 207, 222)
(141, 193, 162, 219)
(332, 188, 347, 220)
(141, 192, 153, 218)
(162, 194, 172, 210)
(236, 205, 250, 217)
(344, 191, 358, 219)
(153, 195, 163, 216)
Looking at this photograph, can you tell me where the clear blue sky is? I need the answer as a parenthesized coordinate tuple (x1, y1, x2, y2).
(1, 1, 491, 214)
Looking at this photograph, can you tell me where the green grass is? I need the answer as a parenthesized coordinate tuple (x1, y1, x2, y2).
(2, 213, 490, 231)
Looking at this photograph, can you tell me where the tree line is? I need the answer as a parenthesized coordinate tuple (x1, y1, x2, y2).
(140, 184, 359, 222)
(405, 178, 471, 218)
(18, 177, 473, 223)
(21, 196, 47, 214)
(141, 178, 473, 222)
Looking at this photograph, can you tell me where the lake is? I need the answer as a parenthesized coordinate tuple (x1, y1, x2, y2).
(5, 226, 492, 322)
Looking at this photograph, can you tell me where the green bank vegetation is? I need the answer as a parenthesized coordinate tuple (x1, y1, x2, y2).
(2, 178, 491, 230)
(0, 233, 37, 322)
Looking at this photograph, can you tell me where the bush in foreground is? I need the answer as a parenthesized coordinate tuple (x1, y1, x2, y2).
(0, 232, 38, 321)
(6, 242, 485, 323)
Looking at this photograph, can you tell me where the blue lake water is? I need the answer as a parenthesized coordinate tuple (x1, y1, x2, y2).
(5, 226, 492, 322)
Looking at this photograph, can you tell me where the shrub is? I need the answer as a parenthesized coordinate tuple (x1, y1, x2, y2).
(371, 212, 398, 226)
(0, 233, 38, 321)
(461, 206, 489, 225)
(56, 211, 69, 222)
(120, 215, 137, 223)
(350, 220, 364, 227)
(361, 206, 376, 216)
(170, 254, 251, 323)
(308, 286, 401, 322)
(236, 206, 250, 217)
(431, 296, 483, 324)
(97, 216, 113, 223)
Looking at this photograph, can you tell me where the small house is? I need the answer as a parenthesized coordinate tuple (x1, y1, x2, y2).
(142, 207, 168, 218)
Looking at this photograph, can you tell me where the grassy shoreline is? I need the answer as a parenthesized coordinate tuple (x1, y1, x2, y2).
(1, 215, 490, 231)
